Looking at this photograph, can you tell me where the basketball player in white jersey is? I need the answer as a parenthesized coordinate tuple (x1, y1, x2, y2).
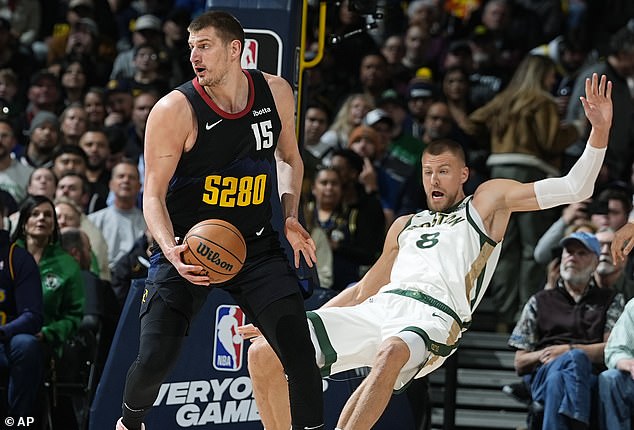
(242, 73, 613, 430)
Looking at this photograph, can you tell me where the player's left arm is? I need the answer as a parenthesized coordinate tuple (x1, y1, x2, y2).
(321, 214, 409, 308)
(473, 74, 612, 239)
(265, 73, 316, 268)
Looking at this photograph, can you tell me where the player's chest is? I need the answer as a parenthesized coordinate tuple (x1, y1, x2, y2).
(202, 115, 279, 163)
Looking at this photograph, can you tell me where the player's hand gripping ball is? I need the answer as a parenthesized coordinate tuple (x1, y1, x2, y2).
(182, 219, 246, 284)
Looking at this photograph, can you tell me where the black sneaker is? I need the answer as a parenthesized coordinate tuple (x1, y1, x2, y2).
(502, 381, 532, 405)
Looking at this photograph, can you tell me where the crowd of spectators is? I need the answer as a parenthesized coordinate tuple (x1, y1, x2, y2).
(0, 0, 633, 428)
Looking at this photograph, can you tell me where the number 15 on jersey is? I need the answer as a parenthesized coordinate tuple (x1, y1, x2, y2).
(251, 120, 273, 150)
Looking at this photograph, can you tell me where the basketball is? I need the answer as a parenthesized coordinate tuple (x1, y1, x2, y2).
(182, 219, 247, 284)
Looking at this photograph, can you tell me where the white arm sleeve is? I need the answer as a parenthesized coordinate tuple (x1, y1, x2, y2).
(533, 145, 606, 209)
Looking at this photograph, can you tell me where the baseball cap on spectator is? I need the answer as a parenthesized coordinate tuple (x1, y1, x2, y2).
(470, 25, 494, 45)
(407, 81, 436, 100)
(30, 111, 60, 135)
(364, 108, 394, 128)
(377, 89, 406, 109)
(30, 70, 59, 88)
(75, 17, 99, 36)
(447, 39, 472, 57)
(415, 67, 434, 81)
(559, 231, 601, 257)
(348, 125, 380, 146)
(105, 79, 132, 98)
(69, 0, 94, 10)
(134, 15, 162, 32)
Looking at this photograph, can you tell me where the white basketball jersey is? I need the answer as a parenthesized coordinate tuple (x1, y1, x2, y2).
(379, 196, 501, 324)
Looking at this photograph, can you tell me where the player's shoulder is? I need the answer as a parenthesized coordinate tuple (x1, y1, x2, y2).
(472, 178, 508, 205)
(149, 90, 191, 118)
(158, 88, 189, 106)
(260, 71, 284, 83)
(261, 72, 291, 93)
(391, 214, 414, 232)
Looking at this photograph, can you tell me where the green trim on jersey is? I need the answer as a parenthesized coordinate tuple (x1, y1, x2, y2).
(396, 214, 415, 244)
(383, 288, 470, 330)
(464, 198, 496, 247)
(391, 326, 460, 394)
(307, 311, 337, 377)
(401, 326, 458, 357)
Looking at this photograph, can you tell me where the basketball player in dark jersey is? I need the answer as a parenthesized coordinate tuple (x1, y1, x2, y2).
(115, 11, 324, 430)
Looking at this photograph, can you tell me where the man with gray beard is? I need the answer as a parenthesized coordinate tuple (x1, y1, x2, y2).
(508, 231, 625, 429)
(594, 227, 634, 300)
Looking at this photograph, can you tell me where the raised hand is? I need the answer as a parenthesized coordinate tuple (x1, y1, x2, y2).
(580, 73, 613, 137)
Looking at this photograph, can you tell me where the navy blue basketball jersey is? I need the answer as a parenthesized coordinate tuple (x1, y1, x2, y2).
(169, 69, 283, 260)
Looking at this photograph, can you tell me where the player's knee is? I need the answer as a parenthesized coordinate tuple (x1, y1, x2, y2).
(247, 338, 279, 375)
(136, 347, 177, 376)
(375, 337, 410, 369)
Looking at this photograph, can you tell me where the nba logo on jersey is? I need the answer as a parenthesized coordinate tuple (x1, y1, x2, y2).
(213, 305, 246, 371)
(241, 39, 258, 69)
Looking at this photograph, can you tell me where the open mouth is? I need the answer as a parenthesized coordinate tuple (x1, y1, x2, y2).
(431, 191, 444, 199)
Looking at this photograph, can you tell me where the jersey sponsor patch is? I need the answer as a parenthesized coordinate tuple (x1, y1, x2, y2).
(213, 305, 246, 371)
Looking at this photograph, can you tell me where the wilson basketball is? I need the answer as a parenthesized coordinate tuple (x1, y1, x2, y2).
(182, 219, 246, 284)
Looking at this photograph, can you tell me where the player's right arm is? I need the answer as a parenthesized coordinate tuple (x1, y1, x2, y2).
(143, 90, 210, 285)
(473, 73, 612, 242)
(322, 214, 411, 308)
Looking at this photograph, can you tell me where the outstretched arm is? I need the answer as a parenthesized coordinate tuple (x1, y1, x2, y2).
(473, 74, 612, 240)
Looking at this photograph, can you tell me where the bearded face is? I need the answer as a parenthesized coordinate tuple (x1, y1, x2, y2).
(559, 242, 598, 287)
(560, 262, 595, 285)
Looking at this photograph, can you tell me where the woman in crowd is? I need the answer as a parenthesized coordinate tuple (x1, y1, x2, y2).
(59, 57, 91, 106)
(305, 166, 384, 291)
(304, 166, 341, 289)
(82, 87, 107, 129)
(319, 93, 374, 159)
(11, 195, 84, 358)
